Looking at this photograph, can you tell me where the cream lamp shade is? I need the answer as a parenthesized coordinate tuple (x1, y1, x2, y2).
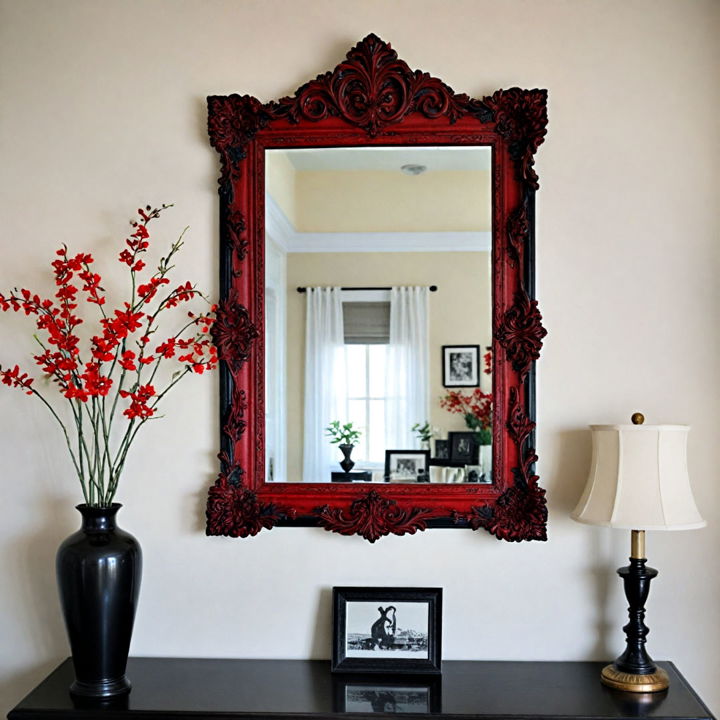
(572, 424, 705, 530)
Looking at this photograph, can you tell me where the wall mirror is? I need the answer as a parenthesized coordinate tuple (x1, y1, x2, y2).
(206, 34, 548, 542)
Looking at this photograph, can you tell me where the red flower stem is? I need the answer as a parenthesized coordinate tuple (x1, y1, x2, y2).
(103, 340, 129, 446)
(81, 260, 107, 319)
(132, 230, 187, 312)
(25, 384, 89, 502)
(76, 400, 102, 504)
(90, 397, 106, 500)
(106, 365, 193, 500)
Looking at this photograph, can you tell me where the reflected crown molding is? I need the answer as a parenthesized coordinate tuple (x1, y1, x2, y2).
(265, 194, 490, 254)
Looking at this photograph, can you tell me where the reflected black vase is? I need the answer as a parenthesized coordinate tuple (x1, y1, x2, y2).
(56, 504, 142, 698)
(339, 443, 355, 473)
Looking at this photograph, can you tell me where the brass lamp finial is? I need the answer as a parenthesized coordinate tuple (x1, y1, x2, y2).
(631, 412, 645, 425)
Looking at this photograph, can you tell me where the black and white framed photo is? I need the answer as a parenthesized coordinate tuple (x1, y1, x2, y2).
(448, 431, 479, 464)
(332, 587, 442, 674)
(442, 345, 480, 387)
(384, 450, 430, 482)
(464, 465, 491, 484)
(433, 439, 449, 461)
(333, 676, 441, 714)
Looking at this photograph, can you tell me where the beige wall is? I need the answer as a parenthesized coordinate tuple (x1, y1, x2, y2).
(295, 170, 491, 232)
(266, 150, 297, 226)
(286, 252, 491, 476)
(1, 0, 718, 716)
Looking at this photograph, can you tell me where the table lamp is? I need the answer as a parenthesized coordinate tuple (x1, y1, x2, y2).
(571, 413, 705, 692)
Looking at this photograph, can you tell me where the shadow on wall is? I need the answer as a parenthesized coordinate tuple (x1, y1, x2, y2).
(544, 428, 591, 515)
(311, 586, 333, 660)
(545, 427, 616, 660)
(192, 448, 221, 534)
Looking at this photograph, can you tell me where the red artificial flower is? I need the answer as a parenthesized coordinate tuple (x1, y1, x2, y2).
(120, 383, 156, 419)
(483, 350, 492, 375)
(155, 338, 176, 358)
(0, 203, 216, 505)
(440, 388, 493, 430)
(81, 363, 113, 397)
(0, 365, 34, 394)
(137, 276, 169, 303)
(119, 350, 137, 371)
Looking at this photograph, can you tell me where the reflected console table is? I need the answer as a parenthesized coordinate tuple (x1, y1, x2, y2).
(7, 658, 716, 719)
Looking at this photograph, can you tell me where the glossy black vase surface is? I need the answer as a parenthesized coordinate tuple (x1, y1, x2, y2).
(56, 503, 142, 698)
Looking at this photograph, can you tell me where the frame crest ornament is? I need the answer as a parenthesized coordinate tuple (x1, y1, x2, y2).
(206, 33, 548, 542)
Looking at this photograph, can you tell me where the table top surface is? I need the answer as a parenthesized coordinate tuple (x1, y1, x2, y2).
(8, 657, 716, 719)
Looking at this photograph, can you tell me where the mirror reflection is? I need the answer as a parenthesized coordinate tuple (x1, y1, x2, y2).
(265, 146, 492, 483)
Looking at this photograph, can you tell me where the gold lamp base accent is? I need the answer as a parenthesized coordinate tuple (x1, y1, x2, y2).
(600, 664, 669, 693)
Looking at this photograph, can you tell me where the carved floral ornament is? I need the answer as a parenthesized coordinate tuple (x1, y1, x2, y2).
(205, 34, 548, 542)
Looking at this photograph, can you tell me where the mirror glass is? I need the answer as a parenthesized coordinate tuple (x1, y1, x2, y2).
(265, 146, 492, 484)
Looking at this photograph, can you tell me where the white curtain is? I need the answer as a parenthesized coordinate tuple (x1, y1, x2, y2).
(303, 287, 347, 482)
(385, 286, 429, 449)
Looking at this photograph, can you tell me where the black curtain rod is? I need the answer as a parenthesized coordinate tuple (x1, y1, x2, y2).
(296, 285, 438, 293)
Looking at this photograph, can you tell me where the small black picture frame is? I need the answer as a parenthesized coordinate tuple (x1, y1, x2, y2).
(433, 439, 449, 461)
(448, 431, 479, 464)
(442, 345, 480, 387)
(384, 449, 431, 482)
(333, 674, 442, 714)
(332, 587, 442, 674)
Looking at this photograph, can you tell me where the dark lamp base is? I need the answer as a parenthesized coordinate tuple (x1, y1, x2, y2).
(600, 663, 669, 693)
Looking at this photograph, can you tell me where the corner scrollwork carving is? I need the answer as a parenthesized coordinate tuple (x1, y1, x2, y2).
(206, 454, 295, 538)
(207, 94, 271, 197)
(210, 291, 259, 374)
(464, 483, 548, 542)
(495, 290, 547, 381)
(316, 490, 437, 543)
(455, 388, 547, 542)
(485, 88, 548, 190)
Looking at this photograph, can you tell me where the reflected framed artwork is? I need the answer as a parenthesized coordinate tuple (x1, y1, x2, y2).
(448, 432, 479, 464)
(332, 587, 442, 674)
(385, 450, 431, 483)
(442, 345, 480, 387)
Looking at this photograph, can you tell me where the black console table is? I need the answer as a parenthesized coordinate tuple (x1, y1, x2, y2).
(7, 658, 715, 719)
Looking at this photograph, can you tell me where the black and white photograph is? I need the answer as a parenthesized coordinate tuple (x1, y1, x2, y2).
(333, 676, 441, 714)
(346, 602, 429, 659)
(343, 686, 430, 714)
(433, 439, 449, 460)
(449, 432, 479, 464)
(332, 587, 442, 674)
(384, 450, 430, 482)
(442, 345, 480, 387)
(465, 465, 491, 484)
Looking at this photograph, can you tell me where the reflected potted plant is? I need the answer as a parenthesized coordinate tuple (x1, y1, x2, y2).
(411, 421, 436, 450)
(325, 421, 362, 473)
(0, 205, 216, 698)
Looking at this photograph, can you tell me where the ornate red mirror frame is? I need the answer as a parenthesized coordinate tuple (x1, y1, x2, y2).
(205, 34, 548, 543)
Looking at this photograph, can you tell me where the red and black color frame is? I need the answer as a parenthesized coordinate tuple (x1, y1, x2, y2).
(205, 34, 548, 542)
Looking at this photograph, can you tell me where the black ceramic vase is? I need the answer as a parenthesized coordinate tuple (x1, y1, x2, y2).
(56, 504, 142, 698)
(339, 443, 355, 473)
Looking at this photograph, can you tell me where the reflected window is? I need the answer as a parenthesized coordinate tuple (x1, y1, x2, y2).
(344, 300, 390, 466)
